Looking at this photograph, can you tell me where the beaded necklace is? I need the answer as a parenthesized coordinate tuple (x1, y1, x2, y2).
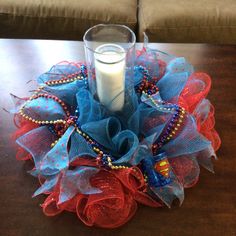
(18, 65, 186, 172)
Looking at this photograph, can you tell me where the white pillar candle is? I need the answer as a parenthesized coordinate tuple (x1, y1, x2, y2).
(94, 44, 126, 112)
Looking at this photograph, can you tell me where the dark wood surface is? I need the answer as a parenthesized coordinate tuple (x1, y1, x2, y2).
(0, 39, 235, 236)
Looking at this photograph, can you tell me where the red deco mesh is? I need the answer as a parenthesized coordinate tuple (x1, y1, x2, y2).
(41, 167, 162, 228)
(179, 72, 221, 151)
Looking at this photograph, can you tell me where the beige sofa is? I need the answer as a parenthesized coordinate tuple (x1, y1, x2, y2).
(0, 0, 236, 43)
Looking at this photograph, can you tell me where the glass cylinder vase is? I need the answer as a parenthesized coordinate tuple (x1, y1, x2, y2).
(83, 24, 136, 112)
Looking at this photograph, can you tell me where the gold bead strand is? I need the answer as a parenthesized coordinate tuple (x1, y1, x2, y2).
(45, 73, 82, 86)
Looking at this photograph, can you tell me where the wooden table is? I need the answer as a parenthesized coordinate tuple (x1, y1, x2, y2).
(0, 39, 235, 236)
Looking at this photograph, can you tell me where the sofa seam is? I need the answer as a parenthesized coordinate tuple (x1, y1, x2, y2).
(135, 0, 139, 40)
(0, 12, 137, 25)
(137, 1, 147, 32)
(145, 25, 236, 30)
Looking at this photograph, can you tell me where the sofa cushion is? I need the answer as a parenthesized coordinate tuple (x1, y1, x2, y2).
(0, 0, 137, 40)
(139, 0, 236, 44)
